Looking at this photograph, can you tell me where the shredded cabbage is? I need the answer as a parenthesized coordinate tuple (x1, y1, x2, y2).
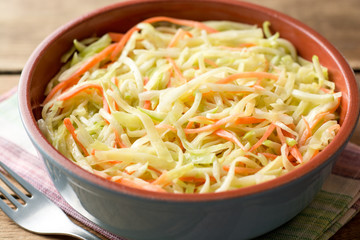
(39, 18, 341, 194)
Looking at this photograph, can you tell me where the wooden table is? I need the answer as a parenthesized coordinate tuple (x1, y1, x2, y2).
(1, 0, 359, 239)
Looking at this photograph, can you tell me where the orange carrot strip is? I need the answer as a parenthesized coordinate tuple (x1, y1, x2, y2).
(57, 83, 103, 101)
(168, 28, 186, 48)
(57, 82, 111, 116)
(299, 97, 340, 146)
(114, 177, 166, 192)
(327, 124, 340, 132)
(63, 118, 89, 156)
(107, 32, 124, 42)
(155, 124, 177, 132)
(329, 97, 341, 114)
(214, 129, 246, 151)
(142, 16, 218, 34)
(179, 176, 205, 184)
(43, 79, 77, 105)
(143, 76, 150, 85)
(204, 58, 218, 68)
(44, 43, 117, 104)
(148, 166, 162, 175)
(249, 123, 276, 152)
(167, 57, 187, 83)
(290, 146, 303, 163)
(183, 114, 238, 134)
(179, 176, 216, 184)
(151, 171, 170, 187)
(239, 43, 257, 48)
(124, 169, 136, 175)
(143, 100, 151, 110)
(111, 16, 217, 60)
(320, 87, 332, 94)
(216, 72, 278, 84)
(311, 149, 320, 159)
(235, 116, 265, 125)
(108, 160, 123, 164)
(300, 116, 312, 146)
(114, 128, 127, 148)
(218, 43, 256, 51)
(168, 28, 193, 48)
(91, 149, 96, 156)
(190, 115, 217, 124)
(223, 165, 261, 175)
(110, 27, 140, 60)
(276, 126, 286, 145)
(185, 121, 194, 129)
(259, 152, 278, 160)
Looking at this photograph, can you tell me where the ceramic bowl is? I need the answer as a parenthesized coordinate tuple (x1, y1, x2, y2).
(18, 0, 359, 239)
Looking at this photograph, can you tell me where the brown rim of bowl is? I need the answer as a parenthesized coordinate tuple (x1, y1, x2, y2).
(19, 0, 359, 202)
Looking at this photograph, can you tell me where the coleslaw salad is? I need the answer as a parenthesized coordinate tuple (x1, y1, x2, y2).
(38, 17, 341, 193)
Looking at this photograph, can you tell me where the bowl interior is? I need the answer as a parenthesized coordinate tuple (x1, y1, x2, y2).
(20, 0, 359, 201)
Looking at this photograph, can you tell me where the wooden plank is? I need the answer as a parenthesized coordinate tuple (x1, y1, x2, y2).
(0, 0, 359, 71)
(0, 75, 19, 94)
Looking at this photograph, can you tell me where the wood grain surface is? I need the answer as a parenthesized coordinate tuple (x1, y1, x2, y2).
(0, 0, 359, 239)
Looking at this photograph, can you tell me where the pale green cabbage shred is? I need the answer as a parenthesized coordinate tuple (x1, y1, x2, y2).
(39, 19, 341, 194)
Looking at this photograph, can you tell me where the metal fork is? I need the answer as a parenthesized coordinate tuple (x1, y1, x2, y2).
(0, 161, 102, 240)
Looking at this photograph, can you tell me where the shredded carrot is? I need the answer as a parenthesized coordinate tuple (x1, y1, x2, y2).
(216, 72, 278, 84)
(235, 116, 265, 125)
(91, 149, 96, 156)
(223, 165, 261, 175)
(276, 126, 286, 144)
(107, 32, 124, 42)
(259, 152, 278, 160)
(183, 114, 239, 134)
(142, 16, 218, 34)
(143, 100, 152, 110)
(151, 171, 170, 187)
(167, 57, 187, 83)
(190, 116, 217, 124)
(252, 78, 263, 87)
(111, 16, 217, 60)
(204, 58, 218, 68)
(239, 43, 257, 48)
(155, 124, 177, 132)
(300, 97, 341, 146)
(179, 176, 216, 184)
(249, 123, 276, 152)
(290, 146, 303, 163)
(214, 129, 246, 151)
(184, 115, 263, 134)
(185, 121, 194, 129)
(329, 97, 341, 114)
(110, 27, 140, 61)
(107, 160, 123, 165)
(124, 169, 136, 175)
(44, 43, 117, 104)
(311, 149, 320, 159)
(63, 118, 89, 156)
(168, 28, 192, 48)
(148, 166, 162, 175)
(114, 128, 127, 148)
(114, 177, 166, 192)
(57, 83, 103, 101)
(166, 68, 174, 87)
(320, 87, 332, 94)
(143, 76, 149, 85)
(327, 124, 340, 133)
